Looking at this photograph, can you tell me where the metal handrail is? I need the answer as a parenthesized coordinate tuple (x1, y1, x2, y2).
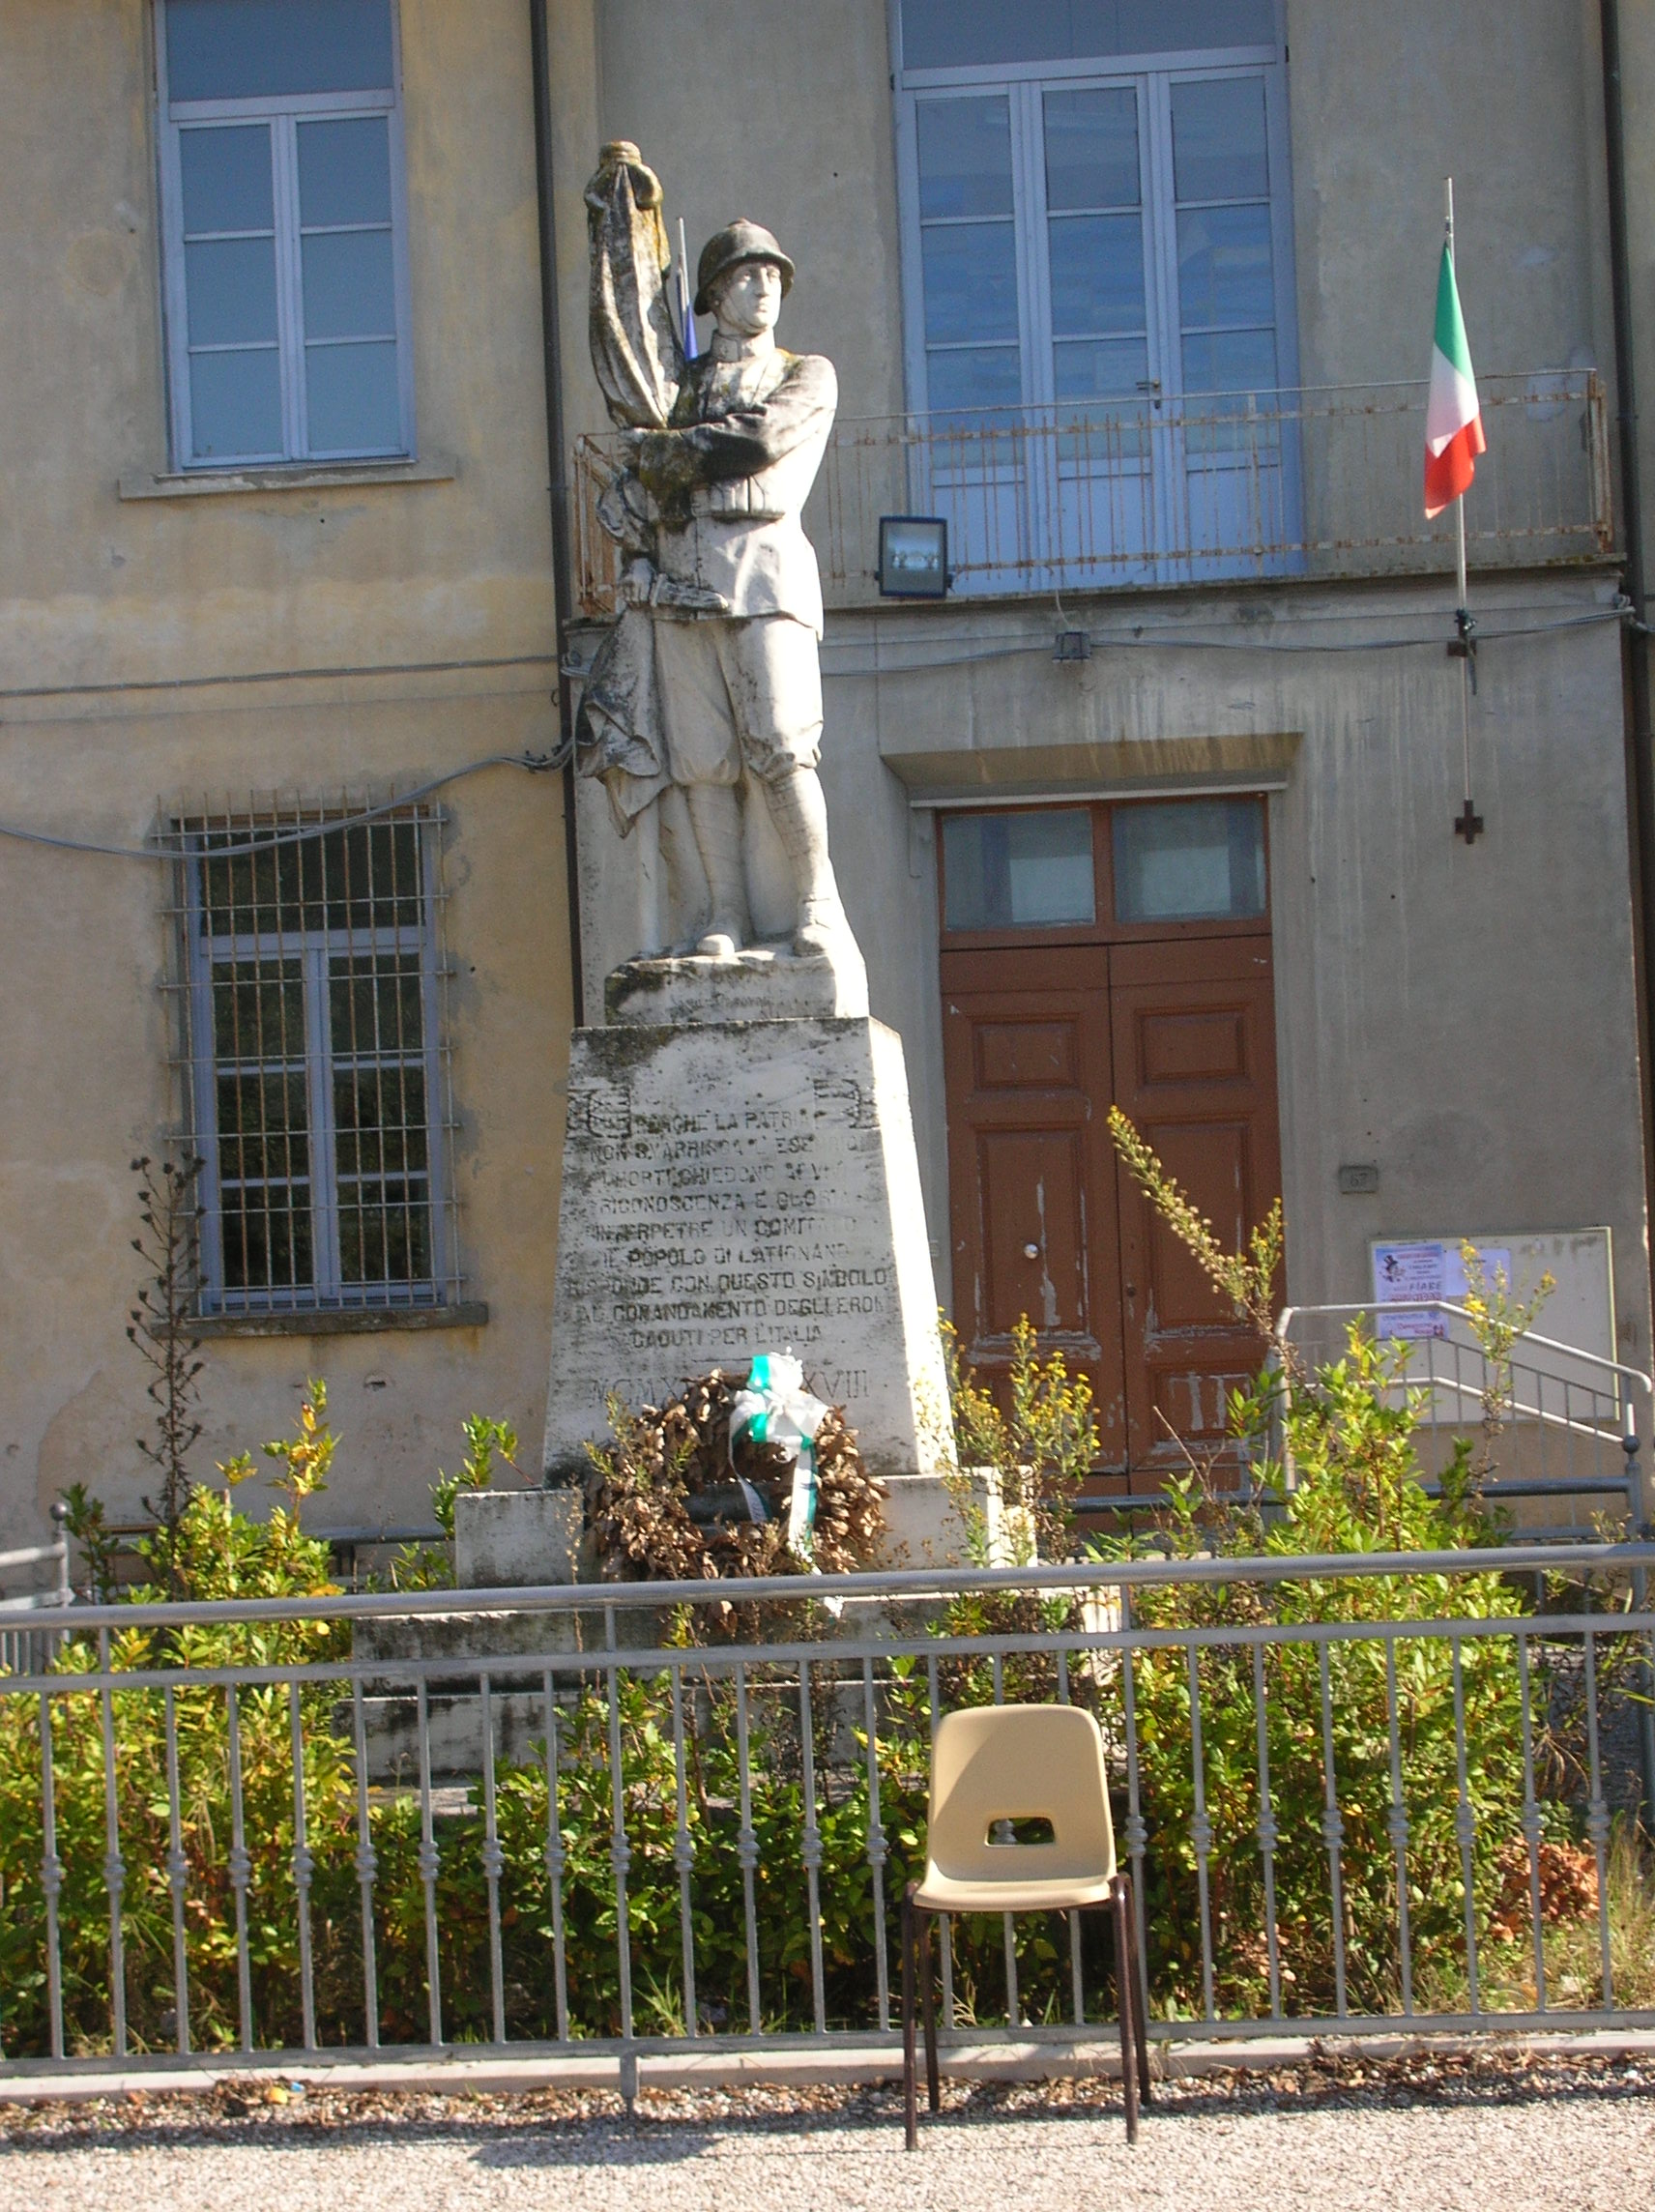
(4, 1540, 1651, 1635)
(0, 1540, 68, 1577)
(1267, 1297, 1655, 1553)
(573, 371, 1612, 615)
(1275, 1299, 1654, 1392)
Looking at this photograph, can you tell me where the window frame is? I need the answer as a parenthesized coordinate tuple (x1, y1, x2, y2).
(177, 808, 454, 1316)
(935, 795, 1273, 952)
(154, 0, 415, 471)
(891, 15, 1300, 429)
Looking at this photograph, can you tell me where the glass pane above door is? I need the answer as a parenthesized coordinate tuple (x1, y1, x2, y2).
(1044, 87, 1140, 213)
(179, 125, 274, 234)
(917, 97, 1016, 216)
(1170, 75, 1270, 201)
(944, 809, 1096, 929)
(1113, 798, 1266, 922)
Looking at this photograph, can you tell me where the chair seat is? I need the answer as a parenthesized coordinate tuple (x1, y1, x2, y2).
(912, 1870, 1117, 1913)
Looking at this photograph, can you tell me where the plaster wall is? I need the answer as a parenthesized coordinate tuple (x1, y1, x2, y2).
(571, 565, 1652, 1374)
(573, 4, 1616, 431)
(0, 0, 574, 1546)
(1284, 0, 1614, 393)
(563, 0, 1652, 1384)
(798, 572, 1651, 1373)
(0, 700, 571, 1545)
(1618, 0, 1655, 597)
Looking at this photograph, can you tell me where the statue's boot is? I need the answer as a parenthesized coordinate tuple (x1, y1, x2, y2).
(765, 766, 850, 955)
(683, 782, 750, 958)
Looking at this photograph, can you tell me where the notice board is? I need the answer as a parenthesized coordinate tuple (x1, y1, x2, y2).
(1368, 1228, 1617, 1411)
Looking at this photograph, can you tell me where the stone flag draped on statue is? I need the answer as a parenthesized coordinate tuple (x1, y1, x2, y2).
(1424, 237, 1485, 517)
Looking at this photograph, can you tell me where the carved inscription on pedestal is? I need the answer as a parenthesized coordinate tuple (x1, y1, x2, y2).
(543, 1017, 951, 1479)
(563, 1068, 886, 1384)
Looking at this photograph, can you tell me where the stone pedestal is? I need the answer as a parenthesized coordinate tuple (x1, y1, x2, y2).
(453, 1489, 582, 1588)
(352, 1493, 586, 1783)
(605, 939, 867, 1026)
(542, 992, 954, 1485)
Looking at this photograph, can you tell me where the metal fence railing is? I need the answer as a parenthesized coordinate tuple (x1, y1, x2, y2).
(2, 1547, 1652, 2084)
(0, 1521, 69, 1678)
(64, 1519, 448, 1600)
(572, 374, 1611, 616)
(1273, 1303, 1653, 1541)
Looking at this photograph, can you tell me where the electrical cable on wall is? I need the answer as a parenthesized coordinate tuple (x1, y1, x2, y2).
(0, 750, 562, 863)
(817, 602, 1628, 680)
(0, 650, 560, 705)
(2, 603, 1629, 861)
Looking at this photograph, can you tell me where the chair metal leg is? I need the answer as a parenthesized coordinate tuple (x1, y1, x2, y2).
(921, 1909, 940, 2112)
(1112, 1877, 1140, 2145)
(1122, 1871, 1152, 2107)
(901, 1883, 918, 2150)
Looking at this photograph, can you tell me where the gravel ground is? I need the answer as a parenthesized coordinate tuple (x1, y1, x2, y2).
(1, 2052, 1651, 2211)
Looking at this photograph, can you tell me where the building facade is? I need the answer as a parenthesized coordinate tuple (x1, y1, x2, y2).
(569, 0, 1655, 1493)
(2, 0, 1653, 1544)
(0, 1, 577, 1543)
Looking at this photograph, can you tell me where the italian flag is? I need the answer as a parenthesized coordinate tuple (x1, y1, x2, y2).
(1424, 241, 1486, 517)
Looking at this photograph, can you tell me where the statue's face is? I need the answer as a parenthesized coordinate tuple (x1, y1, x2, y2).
(712, 259, 782, 339)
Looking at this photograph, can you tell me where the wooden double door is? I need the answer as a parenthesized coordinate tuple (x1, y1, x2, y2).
(942, 934, 1281, 1486)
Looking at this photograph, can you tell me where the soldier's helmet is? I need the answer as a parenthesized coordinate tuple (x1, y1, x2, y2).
(694, 220, 796, 315)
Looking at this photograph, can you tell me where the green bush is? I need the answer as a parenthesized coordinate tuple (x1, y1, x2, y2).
(1089, 1112, 1614, 2021)
(0, 1265, 1632, 2055)
(1098, 1329, 1533, 2018)
(0, 1397, 949, 2054)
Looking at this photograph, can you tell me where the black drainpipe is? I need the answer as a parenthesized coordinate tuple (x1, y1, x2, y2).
(529, 0, 585, 1026)
(1602, 0, 1654, 1355)
(1601, 10, 1655, 1862)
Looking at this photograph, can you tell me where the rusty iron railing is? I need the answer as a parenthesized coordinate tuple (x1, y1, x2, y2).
(573, 373, 1611, 616)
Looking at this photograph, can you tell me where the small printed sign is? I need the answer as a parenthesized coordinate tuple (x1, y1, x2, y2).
(1371, 1240, 1513, 1338)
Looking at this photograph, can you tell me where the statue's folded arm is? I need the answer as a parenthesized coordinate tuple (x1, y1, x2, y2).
(637, 356, 838, 502)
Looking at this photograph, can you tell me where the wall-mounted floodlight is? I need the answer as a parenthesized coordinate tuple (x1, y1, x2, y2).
(878, 515, 949, 598)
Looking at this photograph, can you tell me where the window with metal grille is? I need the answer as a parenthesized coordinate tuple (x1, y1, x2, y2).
(174, 806, 456, 1313)
(155, 0, 414, 468)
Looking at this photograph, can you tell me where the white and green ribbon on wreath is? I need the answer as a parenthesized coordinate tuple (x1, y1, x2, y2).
(728, 1352, 833, 1576)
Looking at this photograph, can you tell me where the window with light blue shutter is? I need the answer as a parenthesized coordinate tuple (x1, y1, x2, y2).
(157, 0, 412, 467)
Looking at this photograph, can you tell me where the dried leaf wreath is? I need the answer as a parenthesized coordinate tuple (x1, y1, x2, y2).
(586, 1367, 885, 1584)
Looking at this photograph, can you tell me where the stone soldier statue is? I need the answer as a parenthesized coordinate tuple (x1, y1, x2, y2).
(578, 148, 856, 968)
(623, 220, 848, 959)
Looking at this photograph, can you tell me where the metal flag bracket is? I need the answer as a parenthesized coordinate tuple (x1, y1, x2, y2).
(1447, 604, 1478, 694)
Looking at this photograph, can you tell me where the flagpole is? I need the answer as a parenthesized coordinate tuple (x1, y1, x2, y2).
(1446, 181, 1468, 614)
(1445, 177, 1479, 839)
(677, 217, 698, 361)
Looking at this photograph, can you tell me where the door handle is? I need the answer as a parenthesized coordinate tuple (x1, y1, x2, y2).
(1023, 1242, 1040, 1260)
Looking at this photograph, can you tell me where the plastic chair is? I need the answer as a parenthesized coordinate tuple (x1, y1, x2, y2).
(900, 1703, 1150, 2147)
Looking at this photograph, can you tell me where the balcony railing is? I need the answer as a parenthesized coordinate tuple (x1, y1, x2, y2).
(572, 372, 1611, 616)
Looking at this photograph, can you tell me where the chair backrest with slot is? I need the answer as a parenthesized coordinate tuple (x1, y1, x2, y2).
(925, 1703, 1116, 1887)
